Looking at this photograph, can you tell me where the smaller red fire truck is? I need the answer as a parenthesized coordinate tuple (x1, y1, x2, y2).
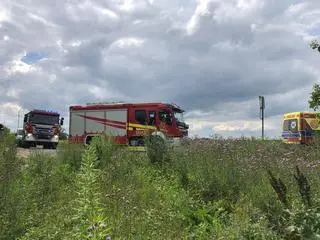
(20, 109, 64, 149)
(68, 102, 189, 146)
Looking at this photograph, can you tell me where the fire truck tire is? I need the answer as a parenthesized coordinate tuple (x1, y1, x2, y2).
(85, 136, 93, 145)
(51, 143, 58, 149)
(129, 137, 144, 146)
(24, 142, 30, 148)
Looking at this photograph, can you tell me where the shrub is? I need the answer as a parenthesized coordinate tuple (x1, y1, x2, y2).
(144, 135, 168, 164)
(70, 139, 110, 239)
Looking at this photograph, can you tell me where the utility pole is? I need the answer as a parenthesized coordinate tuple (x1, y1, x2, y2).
(17, 109, 21, 131)
(259, 96, 265, 140)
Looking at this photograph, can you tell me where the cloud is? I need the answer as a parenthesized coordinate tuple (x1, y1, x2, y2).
(0, 102, 28, 130)
(1, 0, 320, 139)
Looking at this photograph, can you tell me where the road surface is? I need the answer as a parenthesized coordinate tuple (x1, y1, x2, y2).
(17, 146, 57, 158)
(16, 145, 146, 158)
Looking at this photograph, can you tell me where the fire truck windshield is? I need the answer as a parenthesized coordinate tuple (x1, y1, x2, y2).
(174, 111, 184, 123)
(29, 114, 59, 125)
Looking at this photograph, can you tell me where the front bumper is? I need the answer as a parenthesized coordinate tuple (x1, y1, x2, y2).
(24, 134, 59, 143)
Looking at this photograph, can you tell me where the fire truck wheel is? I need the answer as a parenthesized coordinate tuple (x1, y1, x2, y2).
(22, 142, 30, 149)
(86, 136, 93, 145)
(129, 137, 144, 146)
(51, 143, 58, 149)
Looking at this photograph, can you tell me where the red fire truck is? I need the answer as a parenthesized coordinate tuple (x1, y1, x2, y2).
(68, 102, 189, 146)
(20, 109, 64, 149)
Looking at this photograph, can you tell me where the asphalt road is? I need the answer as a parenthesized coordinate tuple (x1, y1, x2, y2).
(17, 146, 57, 158)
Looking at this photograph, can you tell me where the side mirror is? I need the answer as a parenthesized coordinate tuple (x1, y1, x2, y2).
(60, 117, 64, 126)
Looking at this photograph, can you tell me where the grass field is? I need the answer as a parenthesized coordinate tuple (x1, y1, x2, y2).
(1, 133, 320, 239)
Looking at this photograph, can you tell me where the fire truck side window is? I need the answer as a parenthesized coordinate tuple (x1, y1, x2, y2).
(148, 111, 156, 125)
(135, 110, 147, 125)
(159, 109, 172, 125)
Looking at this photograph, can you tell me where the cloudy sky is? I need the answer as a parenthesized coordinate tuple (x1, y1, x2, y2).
(1, 0, 320, 138)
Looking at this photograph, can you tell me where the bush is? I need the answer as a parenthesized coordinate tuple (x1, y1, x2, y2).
(144, 135, 168, 164)
(57, 141, 84, 171)
(70, 141, 111, 239)
(0, 133, 23, 238)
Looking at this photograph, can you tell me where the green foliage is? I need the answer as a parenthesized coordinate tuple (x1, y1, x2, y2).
(0, 133, 23, 239)
(71, 140, 110, 239)
(0, 123, 11, 136)
(267, 166, 320, 239)
(17, 151, 76, 240)
(57, 141, 85, 171)
(144, 135, 169, 164)
(3, 137, 320, 239)
(309, 83, 320, 111)
(90, 135, 118, 170)
(284, 205, 320, 239)
(310, 39, 320, 53)
(59, 127, 68, 140)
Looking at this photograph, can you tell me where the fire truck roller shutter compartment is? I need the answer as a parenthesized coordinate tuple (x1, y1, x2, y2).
(104, 109, 127, 136)
(70, 111, 85, 137)
(85, 110, 105, 134)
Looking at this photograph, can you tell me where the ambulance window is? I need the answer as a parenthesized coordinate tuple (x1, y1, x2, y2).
(135, 110, 147, 124)
(283, 119, 298, 132)
(302, 119, 312, 130)
(283, 120, 289, 131)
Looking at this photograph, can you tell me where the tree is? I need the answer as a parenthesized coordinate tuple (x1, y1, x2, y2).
(309, 84, 320, 111)
(0, 124, 10, 136)
(59, 127, 68, 140)
(309, 40, 320, 53)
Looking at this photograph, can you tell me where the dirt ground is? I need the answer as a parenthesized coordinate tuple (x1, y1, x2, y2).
(17, 147, 57, 158)
(16, 145, 146, 158)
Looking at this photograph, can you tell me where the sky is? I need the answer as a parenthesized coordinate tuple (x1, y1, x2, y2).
(1, 0, 320, 139)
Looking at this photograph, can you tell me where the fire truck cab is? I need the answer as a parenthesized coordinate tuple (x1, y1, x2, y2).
(68, 102, 189, 146)
(21, 109, 64, 149)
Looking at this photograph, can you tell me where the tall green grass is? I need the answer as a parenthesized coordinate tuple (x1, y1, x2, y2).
(1, 135, 320, 239)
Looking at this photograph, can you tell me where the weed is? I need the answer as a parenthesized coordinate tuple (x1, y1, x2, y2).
(2, 137, 320, 239)
(267, 170, 290, 209)
(294, 165, 312, 208)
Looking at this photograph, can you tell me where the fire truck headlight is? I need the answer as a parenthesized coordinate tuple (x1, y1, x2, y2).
(53, 135, 59, 139)
(27, 133, 32, 137)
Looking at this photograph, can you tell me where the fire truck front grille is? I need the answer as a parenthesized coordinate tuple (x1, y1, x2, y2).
(34, 128, 53, 139)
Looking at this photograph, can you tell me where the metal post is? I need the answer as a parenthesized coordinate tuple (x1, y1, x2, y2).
(17, 109, 20, 131)
(262, 106, 264, 139)
(259, 96, 265, 140)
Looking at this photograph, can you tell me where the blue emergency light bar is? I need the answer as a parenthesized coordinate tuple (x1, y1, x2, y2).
(31, 109, 60, 115)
